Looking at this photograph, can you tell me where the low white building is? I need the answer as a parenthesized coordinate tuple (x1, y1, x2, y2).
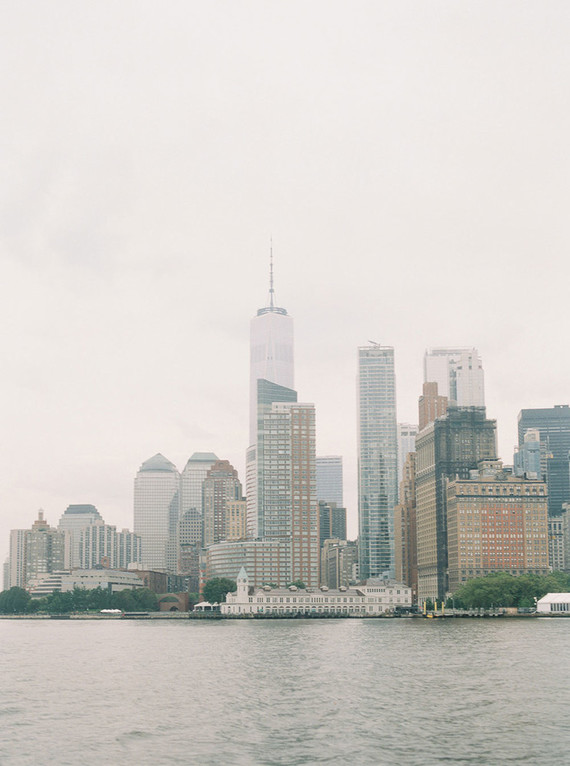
(536, 592, 570, 614)
(28, 568, 145, 597)
(221, 568, 412, 616)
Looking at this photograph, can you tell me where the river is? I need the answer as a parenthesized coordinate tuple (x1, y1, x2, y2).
(1, 618, 568, 765)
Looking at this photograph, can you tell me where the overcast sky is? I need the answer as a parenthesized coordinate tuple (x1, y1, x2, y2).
(1, 1, 569, 559)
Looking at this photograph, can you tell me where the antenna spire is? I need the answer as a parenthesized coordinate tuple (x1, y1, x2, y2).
(269, 238, 275, 309)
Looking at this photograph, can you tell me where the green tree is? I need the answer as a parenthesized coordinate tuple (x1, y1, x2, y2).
(453, 571, 570, 609)
(0, 587, 31, 614)
(203, 578, 236, 604)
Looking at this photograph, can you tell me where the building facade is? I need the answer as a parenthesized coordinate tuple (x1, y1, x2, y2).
(180, 452, 219, 519)
(418, 382, 448, 432)
(133, 453, 180, 572)
(222, 568, 412, 616)
(320, 538, 358, 589)
(446, 462, 549, 594)
(357, 344, 398, 579)
(415, 407, 497, 602)
(517, 405, 570, 516)
(397, 424, 417, 497)
(424, 348, 485, 407)
(548, 515, 566, 572)
(316, 456, 344, 506)
(205, 539, 289, 588)
(202, 459, 243, 547)
(394, 451, 418, 602)
(58, 504, 103, 569)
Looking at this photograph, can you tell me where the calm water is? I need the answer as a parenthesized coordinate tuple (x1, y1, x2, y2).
(1, 618, 569, 765)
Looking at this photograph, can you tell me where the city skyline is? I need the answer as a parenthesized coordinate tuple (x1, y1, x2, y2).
(1, 3, 569, 562)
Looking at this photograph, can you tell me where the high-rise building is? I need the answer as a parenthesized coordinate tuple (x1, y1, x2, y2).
(205, 539, 289, 589)
(249, 255, 294, 446)
(394, 452, 418, 602)
(203, 460, 243, 547)
(180, 452, 219, 518)
(518, 405, 570, 516)
(9, 512, 65, 589)
(58, 504, 103, 569)
(418, 382, 448, 431)
(316, 456, 344, 506)
(247, 379, 298, 539)
(548, 514, 566, 572)
(320, 538, 358, 589)
(415, 407, 497, 602)
(514, 428, 548, 480)
(424, 348, 484, 407)
(397, 424, 417, 495)
(447, 461, 549, 593)
(133, 453, 180, 572)
(357, 344, 398, 579)
(318, 502, 347, 550)
(257, 398, 319, 586)
(247, 257, 294, 540)
(79, 522, 141, 570)
(225, 500, 248, 542)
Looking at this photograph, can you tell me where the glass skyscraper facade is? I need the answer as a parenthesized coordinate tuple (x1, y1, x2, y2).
(357, 344, 398, 579)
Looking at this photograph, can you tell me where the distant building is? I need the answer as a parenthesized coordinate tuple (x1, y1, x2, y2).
(134, 453, 180, 572)
(29, 568, 145, 598)
(58, 504, 103, 569)
(320, 539, 358, 589)
(397, 424, 417, 495)
(225, 500, 247, 542)
(548, 516, 566, 572)
(79, 522, 141, 570)
(222, 568, 412, 616)
(203, 460, 243, 547)
(205, 539, 289, 589)
(357, 344, 398, 580)
(9, 512, 65, 589)
(418, 382, 448, 431)
(394, 452, 418, 602)
(518, 405, 570, 516)
(424, 348, 485, 407)
(415, 406, 497, 602)
(180, 452, 219, 518)
(316, 456, 343, 506)
(319, 502, 347, 549)
(447, 461, 549, 594)
(514, 428, 547, 480)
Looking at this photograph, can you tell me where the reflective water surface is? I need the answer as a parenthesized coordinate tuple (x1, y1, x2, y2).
(1, 618, 569, 765)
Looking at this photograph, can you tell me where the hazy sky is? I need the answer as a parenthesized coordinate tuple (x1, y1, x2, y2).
(1, 1, 569, 558)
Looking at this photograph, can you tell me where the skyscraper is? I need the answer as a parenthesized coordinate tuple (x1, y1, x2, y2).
(357, 344, 398, 579)
(424, 348, 484, 407)
(180, 452, 219, 518)
(247, 255, 295, 540)
(418, 382, 448, 431)
(518, 405, 570, 516)
(415, 407, 497, 602)
(257, 398, 319, 586)
(397, 423, 418, 494)
(249, 254, 294, 446)
(316, 456, 344, 506)
(58, 504, 103, 569)
(203, 459, 243, 547)
(133, 453, 180, 572)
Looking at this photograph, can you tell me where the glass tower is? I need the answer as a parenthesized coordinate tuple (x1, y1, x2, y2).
(357, 344, 398, 579)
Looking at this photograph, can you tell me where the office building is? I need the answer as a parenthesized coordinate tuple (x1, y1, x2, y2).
(424, 348, 484, 407)
(415, 407, 497, 602)
(446, 461, 549, 593)
(225, 500, 247, 541)
(397, 424, 417, 494)
(203, 459, 243, 547)
(548, 515, 566, 572)
(514, 428, 547, 480)
(133, 453, 180, 572)
(205, 539, 289, 588)
(357, 344, 398, 579)
(8, 512, 66, 589)
(394, 452, 418, 602)
(318, 502, 347, 550)
(8, 529, 28, 589)
(79, 522, 141, 570)
(180, 452, 219, 518)
(418, 382, 448, 431)
(58, 504, 103, 569)
(517, 405, 570, 516)
(257, 399, 319, 586)
(320, 539, 358, 589)
(316, 456, 343, 506)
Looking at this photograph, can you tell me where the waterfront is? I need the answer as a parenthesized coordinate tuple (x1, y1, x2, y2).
(1, 619, 568, 765)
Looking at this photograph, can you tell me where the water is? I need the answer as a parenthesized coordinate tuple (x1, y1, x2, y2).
(1, 618, 569, 765)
